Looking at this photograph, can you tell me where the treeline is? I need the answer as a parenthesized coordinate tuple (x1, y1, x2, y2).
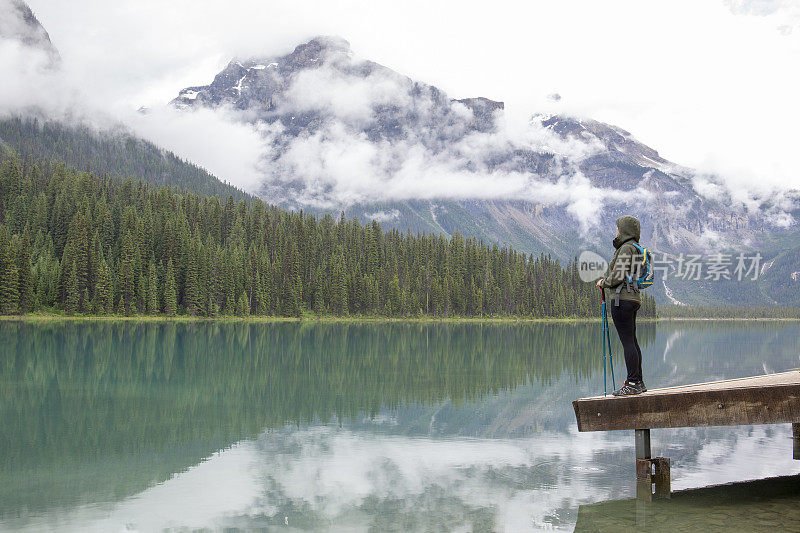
(658, 305, 800, 319)
(0, 116, 250, 201)
(0, 153, 656, 318)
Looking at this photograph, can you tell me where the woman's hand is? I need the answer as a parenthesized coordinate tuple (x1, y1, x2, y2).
(596, 278, 604, 289)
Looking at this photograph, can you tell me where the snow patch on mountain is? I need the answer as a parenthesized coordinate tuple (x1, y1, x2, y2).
(662, 280, 685, 306)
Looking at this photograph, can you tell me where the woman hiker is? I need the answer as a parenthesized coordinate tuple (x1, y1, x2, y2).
(596, 215, 647, 396)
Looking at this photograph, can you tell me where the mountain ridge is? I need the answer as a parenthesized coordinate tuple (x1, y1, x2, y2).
(0, 116, 251, 201)
(0, 0, 60, 66)
(170, 35, 800, 305)
(171, 36, 790, 251)
(0, 1, 250, 201)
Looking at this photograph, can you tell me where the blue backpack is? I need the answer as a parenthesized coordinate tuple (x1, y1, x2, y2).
(628, 242, 654, 289)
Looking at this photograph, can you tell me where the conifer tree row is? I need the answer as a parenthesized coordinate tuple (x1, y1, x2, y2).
(0, 154, 657, 318)
(0, 117, 249, 201)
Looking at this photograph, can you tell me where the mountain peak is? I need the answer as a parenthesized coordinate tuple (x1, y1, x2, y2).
(298, 35, 351, 55)
(169, 36, 792, 260)
(0, 0, 61, 66)
(279, 35, 352, 70)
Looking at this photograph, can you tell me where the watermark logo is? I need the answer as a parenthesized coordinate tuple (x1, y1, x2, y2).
(578, 250, 764, 282)
(651, 252, 763, 281)
(578, 250, 608, 282)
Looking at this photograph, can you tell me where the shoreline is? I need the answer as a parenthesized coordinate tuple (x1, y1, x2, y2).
(2, 315, 799, 324)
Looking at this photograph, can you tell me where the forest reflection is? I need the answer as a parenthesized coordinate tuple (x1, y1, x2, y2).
(1, 321, 659, 515)
(5, 319, 800, 522)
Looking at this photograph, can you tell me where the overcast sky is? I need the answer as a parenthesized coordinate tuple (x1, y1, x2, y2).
(21, 0, 800, 194)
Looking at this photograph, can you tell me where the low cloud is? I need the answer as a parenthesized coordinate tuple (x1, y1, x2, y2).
(128, 105, 265, 192)
(691, 169, 798, 225)
(3, 0, 797, 233)
(279, 65, 414, 127)
(1, 22, 267, 192)
(363, 209, 400, 223)
(13, 0, 800, 208)
(726, 0, 800, 34)
(0, 40, 66, 116)
(236, 57, 648, 230)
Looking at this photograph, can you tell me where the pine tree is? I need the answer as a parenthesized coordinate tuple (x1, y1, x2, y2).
(386, 275, 400, 317)
(164, 259, 177, 316)
(137, 273, 147, 314)
(118, 232, 136, 315)
(92, 253, 111, 314)
(64, 260, 79, 315)
(15, 230, 34, 313)
(59, 211, 90, 310)
(331, 254, 348, 315)
(208, 294, 220, 317)
(183, 239, 200, 316)
(222, 253, 236, 315)
(0, 151, 616, 320)
(0, 157, 22, 222)
(236, 290, 250, 317)
(147, 259, 159, 314)
(0, 240, 20, 315)
(254, 270, 268, 315)
(312, 266, 326, 315)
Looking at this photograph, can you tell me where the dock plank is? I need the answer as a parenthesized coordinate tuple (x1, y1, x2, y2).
(573, 370, 800, 432)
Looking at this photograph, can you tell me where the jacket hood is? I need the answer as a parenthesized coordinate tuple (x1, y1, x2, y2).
(613, 215, 640, 249)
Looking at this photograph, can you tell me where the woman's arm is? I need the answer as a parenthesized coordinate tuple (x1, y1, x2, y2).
(601, 243, 635, 289)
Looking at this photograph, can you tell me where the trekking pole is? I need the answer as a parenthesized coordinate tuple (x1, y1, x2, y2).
(601, 288, 607, 396)
(604, 297, 616, 391)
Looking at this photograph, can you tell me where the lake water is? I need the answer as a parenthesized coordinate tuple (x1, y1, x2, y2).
(1, 320, 799, 532)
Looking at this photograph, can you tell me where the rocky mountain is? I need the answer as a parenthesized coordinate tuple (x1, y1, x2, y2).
(0, 2, 248, 201)
(1, 1, 796, 305)
(169, 37, 800, 305)
(172, 37, 786, 255)
(0, 0, 60, 66)
(0, 117, 251, 201)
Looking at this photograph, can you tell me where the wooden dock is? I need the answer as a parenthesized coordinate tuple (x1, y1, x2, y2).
(573, 370, 800, 500)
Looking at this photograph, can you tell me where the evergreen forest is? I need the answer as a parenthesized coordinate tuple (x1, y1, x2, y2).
(0, 153, 658, 318)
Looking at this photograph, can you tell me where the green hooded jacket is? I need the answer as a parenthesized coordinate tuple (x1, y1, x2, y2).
(600, 215, 642, 305)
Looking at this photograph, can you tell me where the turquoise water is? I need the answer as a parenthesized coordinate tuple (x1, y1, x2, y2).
(1, 321, 799, 531)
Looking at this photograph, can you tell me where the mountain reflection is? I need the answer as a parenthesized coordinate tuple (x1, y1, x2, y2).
(2, 320, 799, 530)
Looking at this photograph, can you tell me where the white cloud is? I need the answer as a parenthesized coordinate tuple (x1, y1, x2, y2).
(6, 0, 799, 208)
(0, 40, 65, 115)
(127, 105, 265, 191)
(363, 209, 400, 223)
(0, 4, 267, 192)
(726, 0, 800, 33)
(279, 65, 413, 127)
(244, 57, 644, 229)
(15, 423, 797, 532)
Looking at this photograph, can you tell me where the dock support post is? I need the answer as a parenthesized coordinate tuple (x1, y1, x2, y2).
(635, 429, 652, 501)
(635, 429, 671, 501)
(635, 429, 651, 460)
(652, 458, 671, 499)
(793, 423, 799, 461)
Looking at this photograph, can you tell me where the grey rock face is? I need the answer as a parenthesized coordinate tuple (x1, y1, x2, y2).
(172, 36, 795, 264)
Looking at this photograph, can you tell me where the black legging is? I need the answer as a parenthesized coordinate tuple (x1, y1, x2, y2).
(610, 299, 643, 383)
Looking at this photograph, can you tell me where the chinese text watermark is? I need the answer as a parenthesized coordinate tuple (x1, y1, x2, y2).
(578, 250, 763, 283)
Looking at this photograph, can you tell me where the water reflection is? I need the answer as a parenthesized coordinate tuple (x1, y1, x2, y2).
(0, 321, 798, 531)
(575, 474, 800, 532)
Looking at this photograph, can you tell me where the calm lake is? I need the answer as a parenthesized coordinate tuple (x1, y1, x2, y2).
(1, 321, 799, 532)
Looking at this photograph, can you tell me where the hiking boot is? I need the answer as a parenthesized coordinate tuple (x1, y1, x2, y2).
(612, 381, 646, 396)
